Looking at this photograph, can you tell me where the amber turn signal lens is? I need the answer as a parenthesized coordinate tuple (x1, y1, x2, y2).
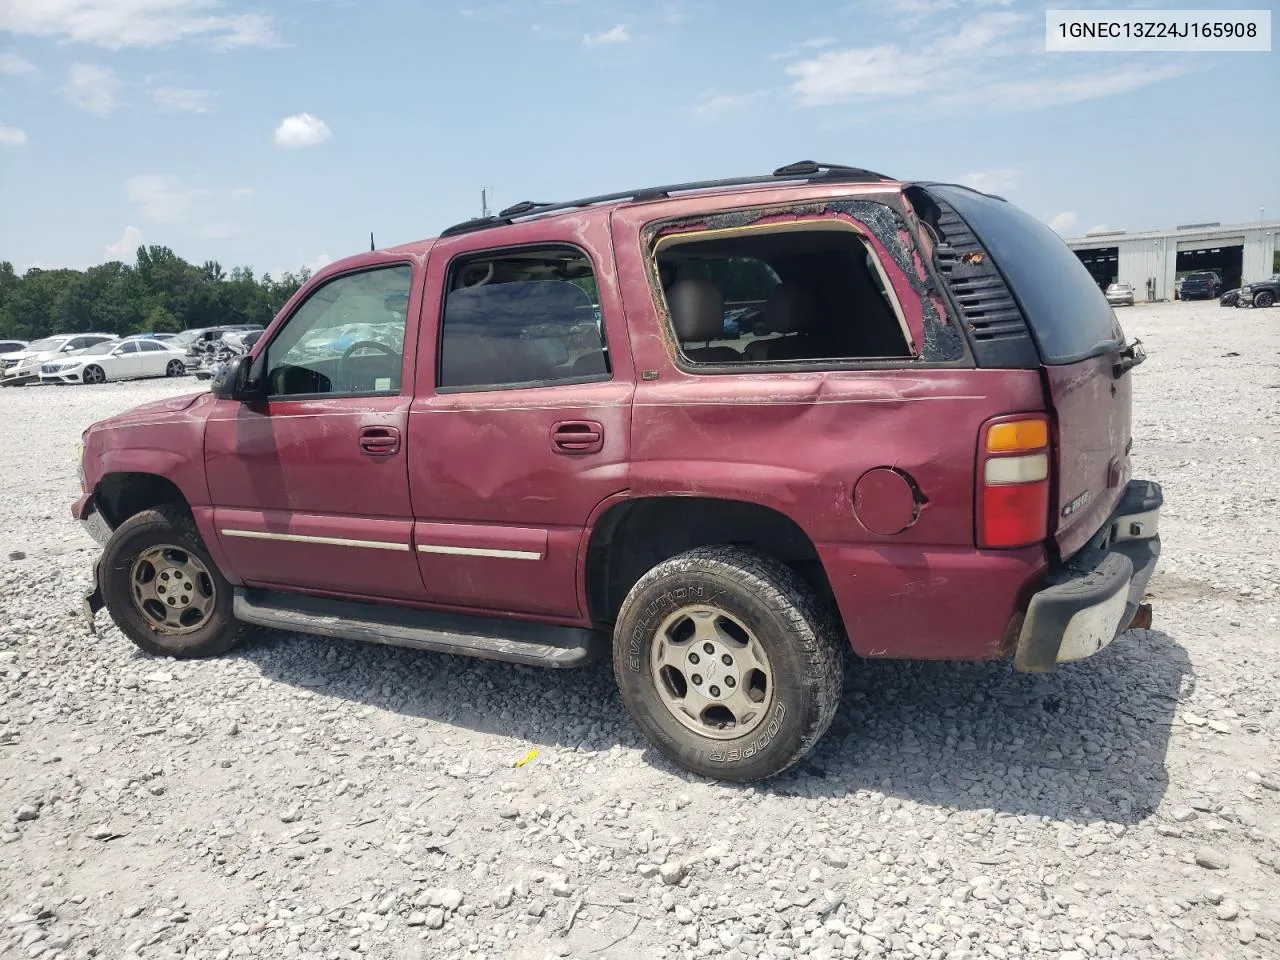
(986, 419, 1048, 453)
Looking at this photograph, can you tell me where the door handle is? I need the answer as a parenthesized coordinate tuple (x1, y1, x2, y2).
(551, 420, 604, 455)
(359, 425, 401, 457)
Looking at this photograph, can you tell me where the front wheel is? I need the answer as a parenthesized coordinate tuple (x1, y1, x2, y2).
(82, 365, 105, 385)
(612, 546, 843, 782)
(166, 359, 186, 377)
(99, 504, 242, 658)
(1256, 291, 1275, 309)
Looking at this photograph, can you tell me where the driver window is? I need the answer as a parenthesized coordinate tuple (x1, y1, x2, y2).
(264, 264, 412, 398)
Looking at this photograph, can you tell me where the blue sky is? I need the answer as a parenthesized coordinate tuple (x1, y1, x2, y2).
(1, 0, 1276, 276)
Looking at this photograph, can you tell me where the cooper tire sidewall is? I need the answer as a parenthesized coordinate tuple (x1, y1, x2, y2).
(614, 568, 820, 780)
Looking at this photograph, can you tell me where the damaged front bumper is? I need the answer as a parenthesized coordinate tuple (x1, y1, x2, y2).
(75, 496, 110, 635)
(1014, 479, 1162, 672)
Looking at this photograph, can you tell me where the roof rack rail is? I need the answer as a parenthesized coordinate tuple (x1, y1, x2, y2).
(439, 160, 895, 238)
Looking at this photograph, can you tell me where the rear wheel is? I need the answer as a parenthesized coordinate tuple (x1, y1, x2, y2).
(1256, 291, 1275, 309)
(612, 546, 843, 782)
(165, 359, 185, 377)
(99, 504, 241, 658)
(82, 365, 105, 385)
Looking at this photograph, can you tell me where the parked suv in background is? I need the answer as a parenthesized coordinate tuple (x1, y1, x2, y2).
(2, 333, 118, 386)
(1178, 271, 1221, 301)
(74, 162, 1162, 781)
(1237, 275, 1279, 309)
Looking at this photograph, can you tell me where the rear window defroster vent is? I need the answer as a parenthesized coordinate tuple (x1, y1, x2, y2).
(930, 201, 1040, 369)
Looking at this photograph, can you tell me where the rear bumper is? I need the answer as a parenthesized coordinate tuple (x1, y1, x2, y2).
(1014, 479, 1161, 672)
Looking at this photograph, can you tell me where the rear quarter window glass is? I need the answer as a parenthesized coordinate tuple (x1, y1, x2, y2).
(928, 185, 1120, 364)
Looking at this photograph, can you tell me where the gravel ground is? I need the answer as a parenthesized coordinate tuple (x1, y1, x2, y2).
(1, 300, 1277, 960)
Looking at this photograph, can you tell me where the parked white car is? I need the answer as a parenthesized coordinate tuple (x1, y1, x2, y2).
(39, 338, 190, 385)
(1, 333, 118, 386)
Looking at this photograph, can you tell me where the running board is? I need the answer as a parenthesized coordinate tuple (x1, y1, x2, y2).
(233, 588, 605, 668)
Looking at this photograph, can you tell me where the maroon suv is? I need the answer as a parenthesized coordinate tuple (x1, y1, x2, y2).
(75, 162, 1161, 781)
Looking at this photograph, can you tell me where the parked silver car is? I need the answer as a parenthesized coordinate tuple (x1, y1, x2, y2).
(1105, 282, 1135, 307)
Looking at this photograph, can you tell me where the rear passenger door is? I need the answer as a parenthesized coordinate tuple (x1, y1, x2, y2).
(408, 220, 633, 619)
(135, 339, 170, 375)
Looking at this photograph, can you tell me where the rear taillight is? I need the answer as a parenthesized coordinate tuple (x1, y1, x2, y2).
(978, 416, 1050, 549)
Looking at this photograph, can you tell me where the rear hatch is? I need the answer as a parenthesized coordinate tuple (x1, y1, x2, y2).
(918, 185, 1134, 559)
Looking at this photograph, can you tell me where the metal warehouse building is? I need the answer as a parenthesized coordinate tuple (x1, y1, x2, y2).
(1066, 220, 1280, 302)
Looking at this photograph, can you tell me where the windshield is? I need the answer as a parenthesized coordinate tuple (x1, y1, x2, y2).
(28, 337, 67, 351)
(74, 341, 118, 357)
(168, 330, 200, 346)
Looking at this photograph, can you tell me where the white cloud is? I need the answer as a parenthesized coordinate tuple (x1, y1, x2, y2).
(106, 225, 143, 258)
(126, 174, 208, 221)
(984, 64, 1188, 111)
(153, 85, 214, 113)
(0, 52, 36, 75)
(583, 24, 629, 45)
(0, 0, 278, 50)
(229, 186, 254, 199)
(692, 90, 766, 116)
(274, 112, 331, 148)
(1048, 212, 1078, 234)
(959, 168, 1018, 195)
(1086, 224, 1117, 234)
(63, 63, 120, 116)
(460, 5, 512, 21)
(770, 36, 837, 61)
(304, 254, 332, 272)
(786, 11, 1184, 114)
(0, 124, 27, 145)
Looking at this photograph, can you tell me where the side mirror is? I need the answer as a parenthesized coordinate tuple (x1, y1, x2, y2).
(211, 355, 264, 402)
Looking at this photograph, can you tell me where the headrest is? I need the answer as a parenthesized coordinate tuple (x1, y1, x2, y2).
(764, 284, 817, 334)
(668, 279, 724, 341)
(445, 280, 592, 331)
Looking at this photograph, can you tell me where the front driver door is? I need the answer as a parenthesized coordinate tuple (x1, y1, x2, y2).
(205, 261, 427, 600)
(107, 341, 143, 379)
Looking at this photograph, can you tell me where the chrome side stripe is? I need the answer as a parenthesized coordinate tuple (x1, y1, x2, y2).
(416, 544, 542, 561)
(220, 529, 410, 552)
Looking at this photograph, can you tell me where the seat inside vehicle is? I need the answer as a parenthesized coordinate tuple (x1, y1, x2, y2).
(656, 227, 914, 364)
(438, 247, 611, 390)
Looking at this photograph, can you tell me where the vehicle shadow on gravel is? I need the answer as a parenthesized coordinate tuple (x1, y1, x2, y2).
(793, 627, 1192, 823)
(234, 626, 1189, 825)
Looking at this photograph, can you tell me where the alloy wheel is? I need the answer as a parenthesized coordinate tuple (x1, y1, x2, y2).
(649, 604, 774, 740)
(129, 545, 217, 635)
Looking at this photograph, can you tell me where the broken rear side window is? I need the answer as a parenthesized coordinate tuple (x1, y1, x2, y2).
(653, 225, 915, 367)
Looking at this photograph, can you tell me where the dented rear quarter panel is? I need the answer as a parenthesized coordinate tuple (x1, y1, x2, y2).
(610, 187, 1053, 659)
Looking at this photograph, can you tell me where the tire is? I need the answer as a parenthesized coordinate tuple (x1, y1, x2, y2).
(82, 365, 105, 385)
(612, 546, 843, 782)
(166, 359, 185, 377)
(99, 504, 242, 659)
(1256, 291, 1275, 309)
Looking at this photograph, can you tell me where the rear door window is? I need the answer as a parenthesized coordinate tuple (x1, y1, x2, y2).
(927, 185, 1121, 364)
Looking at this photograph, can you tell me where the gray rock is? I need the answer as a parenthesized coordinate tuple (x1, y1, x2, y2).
(1216, 900, 1239, 921)
(1195, 848, 1230, 870)
(659, 861, 688, 885)
(15, 804, 39, 822)
(425, 907, 445, 930)
(406, 911, 427, 927)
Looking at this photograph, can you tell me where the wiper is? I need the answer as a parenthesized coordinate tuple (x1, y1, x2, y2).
(1113, 338, 1146, 378)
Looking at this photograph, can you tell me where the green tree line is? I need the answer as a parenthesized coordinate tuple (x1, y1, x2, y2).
(0, 245, 314, 342)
